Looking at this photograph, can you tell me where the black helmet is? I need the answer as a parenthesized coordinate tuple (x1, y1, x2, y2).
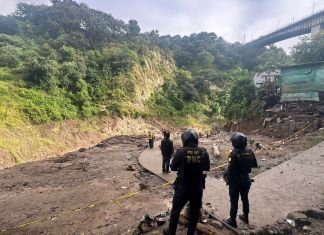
(230, 132, 247, 149)
(164, 130, 170, 138)
(181, 128, 198, 146)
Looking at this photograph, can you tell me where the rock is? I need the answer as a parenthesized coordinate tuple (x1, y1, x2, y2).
(286, 219, 295, 227)
(287, 212, 311, 226)
(212, 144, 221, 158)
(125, 154, 133, 160)
(79, 148, 86, 152)
(132, 214, 162, 235)
(5, 184, 15, 190)
(126, 165, 136, 171)
(305, 208, 324, 220)
(139, 183, 148, 191)
(302, 225, 311, 231)
(95, 143, 105, 148)
(22, 182, 28, 186)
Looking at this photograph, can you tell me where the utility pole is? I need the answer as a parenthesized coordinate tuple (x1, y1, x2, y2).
(312, 2, 316, 14)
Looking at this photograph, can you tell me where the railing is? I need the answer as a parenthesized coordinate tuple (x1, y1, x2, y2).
(246, 8, 324, 45)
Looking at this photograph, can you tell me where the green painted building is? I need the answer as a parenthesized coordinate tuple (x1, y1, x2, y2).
(279, 61, 324, 102)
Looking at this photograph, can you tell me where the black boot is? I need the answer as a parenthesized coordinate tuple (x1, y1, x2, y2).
(223, 217, 237, 228)
(239, 214, 249, 224)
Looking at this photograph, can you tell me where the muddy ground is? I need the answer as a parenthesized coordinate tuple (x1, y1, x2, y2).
(0, 129, 324, 234)
(0, 136, 173, 234)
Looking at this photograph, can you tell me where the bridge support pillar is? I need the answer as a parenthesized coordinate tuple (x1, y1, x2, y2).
(311, 23, 324, 37)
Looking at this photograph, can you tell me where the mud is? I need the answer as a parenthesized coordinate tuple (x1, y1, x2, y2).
(0, 128, 324, 234)
(0, 135, 173, 235)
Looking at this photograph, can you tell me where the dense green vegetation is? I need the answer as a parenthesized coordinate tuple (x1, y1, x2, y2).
(0, 0, 323, 125)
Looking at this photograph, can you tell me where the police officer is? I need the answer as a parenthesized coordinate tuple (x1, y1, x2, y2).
(223, 132, 258, 228)
(160, 130, 174, 173)
(163, 129, 210, 235)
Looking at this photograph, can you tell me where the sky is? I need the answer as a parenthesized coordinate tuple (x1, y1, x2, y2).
(1, 0, 324, 52)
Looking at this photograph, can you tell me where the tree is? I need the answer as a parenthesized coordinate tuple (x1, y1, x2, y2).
(0, 15, 19, 35)
(127, 19, 140, 37)
(0, 45, 22, 67)
(291, 32, 324, 63)
(25, 56, 60, 91)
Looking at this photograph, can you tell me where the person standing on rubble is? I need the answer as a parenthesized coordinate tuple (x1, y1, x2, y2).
(163, 128, 210, 235)
(160, 130, 174, 173)
(223, 132, 258, 228)
(148, 131, 155, 149)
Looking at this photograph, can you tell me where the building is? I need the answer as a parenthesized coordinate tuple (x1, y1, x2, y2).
(279, 61, 324, 102)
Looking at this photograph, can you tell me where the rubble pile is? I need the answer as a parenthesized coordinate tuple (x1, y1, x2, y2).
(250, 208, 324, 235)
(133, 203, 234, 235)
(260, 102, 324, 139)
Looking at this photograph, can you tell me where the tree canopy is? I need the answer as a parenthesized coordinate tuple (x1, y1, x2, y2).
(1, 0, 318, 124)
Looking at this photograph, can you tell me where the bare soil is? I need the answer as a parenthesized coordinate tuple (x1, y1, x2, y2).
(0, 135, 173, 235)
(0, 128, 323, 234)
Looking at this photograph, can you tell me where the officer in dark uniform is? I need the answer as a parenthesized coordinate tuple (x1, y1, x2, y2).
(163, 129, 210, 235)
(148, 131, 155, 149)
(223, 132, 258, 228)
(160, 130, 174, 173)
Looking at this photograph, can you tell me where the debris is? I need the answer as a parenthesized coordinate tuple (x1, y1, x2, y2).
(132, 213, 168, 234)
(139, 183, 148, 191)
(125, 154, 133, 160)
(302, 225, 311, 231)
(287, 212, 311, 226)
(255, 142, 265, 150)
(126, 165, 136, 171)
(317, 106, 324, 115)
(121, 186, 127, 189)
(305, 209, 324, 220)
(5, 184, 15, 190)
(212, 144, 221, 158)
(208, 218, 223, 229)
(96, 143, 106, 148)
(286, 219, 295, 227)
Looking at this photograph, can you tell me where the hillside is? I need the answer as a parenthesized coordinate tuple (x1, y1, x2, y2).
(0, 0, 323, 166)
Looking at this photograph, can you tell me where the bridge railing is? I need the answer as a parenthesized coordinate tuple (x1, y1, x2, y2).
(246, 8, 324, 44)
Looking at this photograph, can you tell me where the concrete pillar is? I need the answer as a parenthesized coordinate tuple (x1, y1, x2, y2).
(311, 23, 324, 37)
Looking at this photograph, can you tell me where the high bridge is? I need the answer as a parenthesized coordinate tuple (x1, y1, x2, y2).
(246, 9, 324, 47)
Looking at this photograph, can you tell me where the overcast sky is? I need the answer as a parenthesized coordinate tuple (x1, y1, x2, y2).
(1, 0, 324, 51)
